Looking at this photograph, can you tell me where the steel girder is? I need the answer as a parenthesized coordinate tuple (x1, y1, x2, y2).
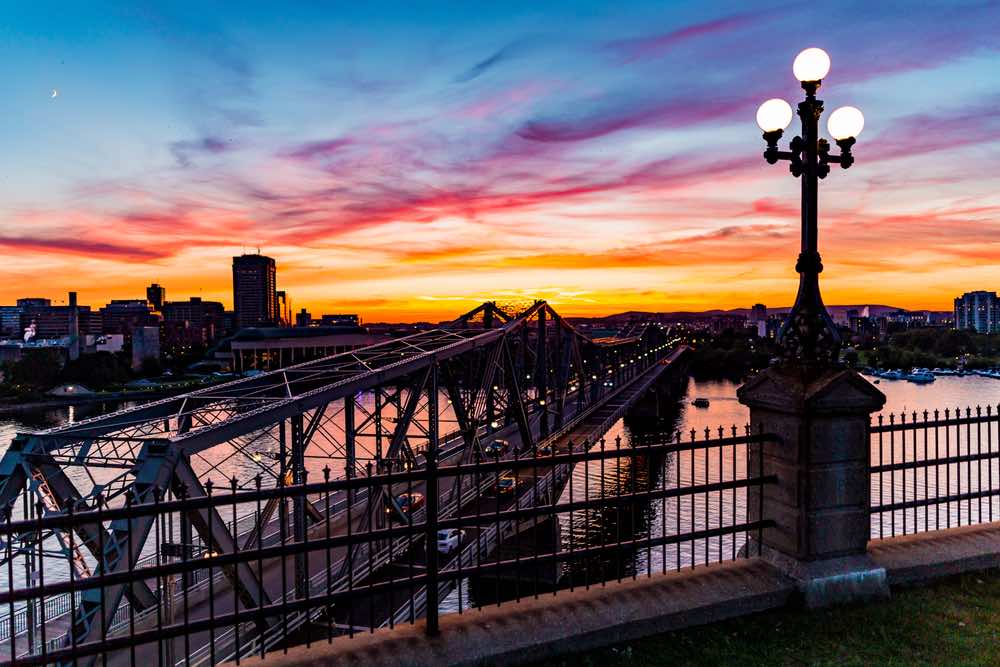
(0, 301, 672, 663)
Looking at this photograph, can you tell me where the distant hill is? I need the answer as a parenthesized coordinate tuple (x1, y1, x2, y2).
(590, 305, 948, 322)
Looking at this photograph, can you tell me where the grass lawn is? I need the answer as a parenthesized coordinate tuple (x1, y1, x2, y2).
(538, 570, 1000, 666)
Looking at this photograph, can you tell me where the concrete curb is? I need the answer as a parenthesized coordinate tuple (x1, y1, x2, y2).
(237, 559, 795, 667)
(871, 522, 1000, 585)
(233, 524, 1000, 667)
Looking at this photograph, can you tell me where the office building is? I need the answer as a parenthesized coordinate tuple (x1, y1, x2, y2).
(100, 300, 159, 342)
(161, 297, 226, 352)
(0, 307, 22, 337)
(232, 254, 278, 329)
(146, 283, 166, 311)
(18, 294, 96, 341)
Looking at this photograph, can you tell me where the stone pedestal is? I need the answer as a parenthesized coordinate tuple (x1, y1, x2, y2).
(738, 366, 887, 607)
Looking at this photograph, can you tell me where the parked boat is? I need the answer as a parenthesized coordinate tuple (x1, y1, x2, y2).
(907, 371, 935, 384)
(692, 398, 710, 408)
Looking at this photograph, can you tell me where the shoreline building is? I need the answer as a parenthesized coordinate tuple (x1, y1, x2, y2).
(954, 291, 1000, 334)
(212, 324, 384, 372)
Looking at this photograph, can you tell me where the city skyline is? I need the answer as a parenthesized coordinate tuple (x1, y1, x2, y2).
(2, 2, 998, 321)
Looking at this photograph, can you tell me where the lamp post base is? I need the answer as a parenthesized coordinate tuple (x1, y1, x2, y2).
(738, 366, 886, 607)
(751, 542, 889, 608)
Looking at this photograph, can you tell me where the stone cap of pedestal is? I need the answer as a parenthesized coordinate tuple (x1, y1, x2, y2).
(737, 366, 885, 417)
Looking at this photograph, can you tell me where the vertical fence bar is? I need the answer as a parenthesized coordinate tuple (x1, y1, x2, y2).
(986, 405, 994, 523)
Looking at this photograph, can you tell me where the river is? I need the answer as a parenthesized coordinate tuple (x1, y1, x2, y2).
(4, 374, 1000, 614)
(3, 374, 994, 483)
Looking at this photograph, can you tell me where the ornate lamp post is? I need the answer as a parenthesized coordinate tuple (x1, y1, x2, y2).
(740, 50, 887, 606)
(756, 47, 865, 370)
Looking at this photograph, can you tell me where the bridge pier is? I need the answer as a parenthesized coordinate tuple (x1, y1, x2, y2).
(625, 356, 689, 421)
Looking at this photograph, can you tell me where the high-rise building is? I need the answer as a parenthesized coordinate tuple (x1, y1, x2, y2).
(954, 291, 1000, 333)
(146, 283, 166, 311)
(295, 308, 312, 327)
(232, 254, 278, 329)
(750, 303, 767, 323)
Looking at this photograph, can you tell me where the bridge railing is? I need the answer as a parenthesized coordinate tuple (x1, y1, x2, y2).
(0, 424, 777, 666)
(869, 405, 1000, 539)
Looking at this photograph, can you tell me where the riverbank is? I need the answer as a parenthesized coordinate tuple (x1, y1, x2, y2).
(0, 377, 241, 415)
(541, 568, 1000, 666)
(0, 393, 167, 415)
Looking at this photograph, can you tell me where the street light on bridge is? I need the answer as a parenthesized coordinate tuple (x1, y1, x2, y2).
(756, 47, 864, 369)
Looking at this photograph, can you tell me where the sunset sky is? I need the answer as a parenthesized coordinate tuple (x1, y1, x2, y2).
(2, 1, 998, 321)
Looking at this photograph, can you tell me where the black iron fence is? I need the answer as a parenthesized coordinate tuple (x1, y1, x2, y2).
(869, 406, 1000, 538)
(0, 426, 775, 666)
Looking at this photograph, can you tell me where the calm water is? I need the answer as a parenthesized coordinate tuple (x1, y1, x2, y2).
(3, 374, 992, 488)
(680, 373, 1000, 429)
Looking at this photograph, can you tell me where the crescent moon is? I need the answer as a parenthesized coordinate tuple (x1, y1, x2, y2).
(50, 89, 58, 99)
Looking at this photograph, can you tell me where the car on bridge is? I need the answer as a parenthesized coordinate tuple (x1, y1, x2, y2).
(489, 473, 526, 497)
(387, 492, 425, 518)
(483, 439, 509, 457)
(437, 528, 465, 554)
(536, 443, 555, 456)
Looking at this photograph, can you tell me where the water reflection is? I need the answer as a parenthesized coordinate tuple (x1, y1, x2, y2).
(557, 399, 753, 583)
(445, 373, 1000, 611)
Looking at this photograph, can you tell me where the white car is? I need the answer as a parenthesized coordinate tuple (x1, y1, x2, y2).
(437, 528, 464, 554)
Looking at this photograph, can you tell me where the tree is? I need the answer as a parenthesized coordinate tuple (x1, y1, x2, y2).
(61, 352, 131, 390)
(4, 349, 63, 391)
(139, 356, 162, 377)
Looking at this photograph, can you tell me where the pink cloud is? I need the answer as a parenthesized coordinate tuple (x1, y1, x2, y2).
(0, 236, 171, 261)
(607, 12, 768, 63)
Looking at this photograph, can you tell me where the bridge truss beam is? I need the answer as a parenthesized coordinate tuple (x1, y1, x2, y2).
(0, 300, 673, 664)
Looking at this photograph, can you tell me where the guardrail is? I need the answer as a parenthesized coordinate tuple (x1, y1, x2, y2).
(869, 406, 1000, 538)
(0, 418, 775, 666)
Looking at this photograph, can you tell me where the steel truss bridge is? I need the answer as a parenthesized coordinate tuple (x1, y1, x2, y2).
(0, 300, 678, 665)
